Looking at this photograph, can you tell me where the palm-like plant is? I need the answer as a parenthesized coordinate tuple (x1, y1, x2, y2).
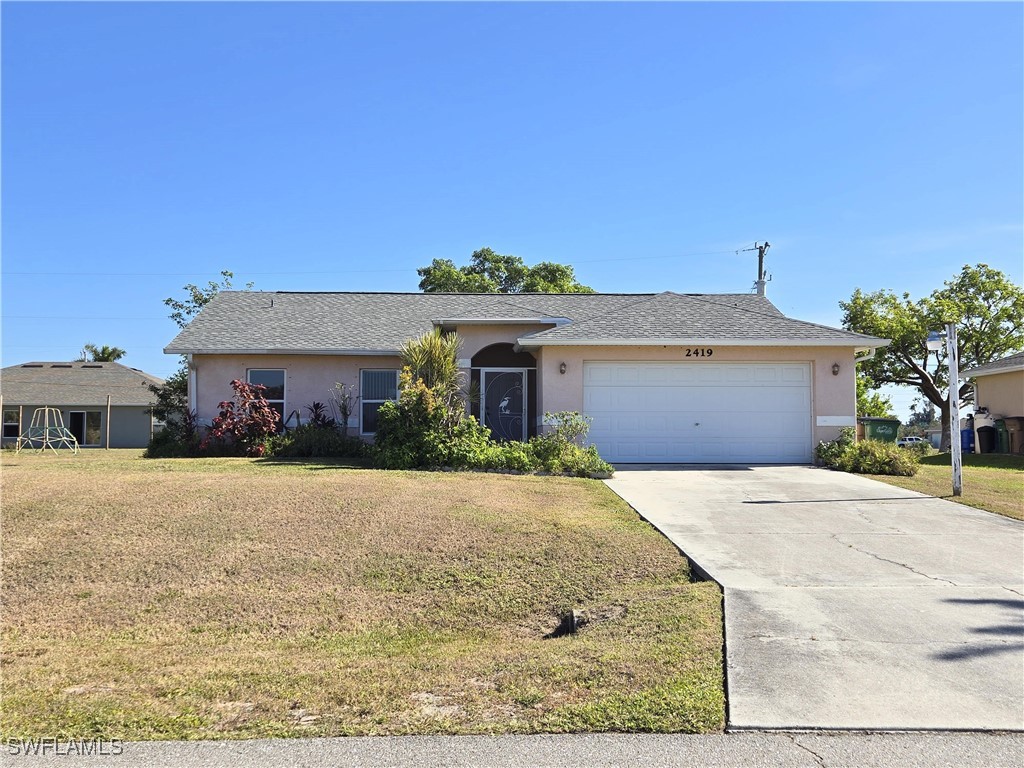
(78, 343, 127, 362)
(399, 329, 467, 429)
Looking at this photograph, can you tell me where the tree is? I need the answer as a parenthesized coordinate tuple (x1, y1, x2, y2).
(842, 264, 1024, 449)
(904, 401, 938, 436)
(147, 271, 255, 440)
(76, 343, 127, 362)
(165, 270, 253, 329)
(417, 247, 594, 294)
(856, 372, 895, 418)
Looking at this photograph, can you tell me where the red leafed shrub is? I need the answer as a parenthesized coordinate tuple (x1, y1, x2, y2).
(200, 379, 280, 456)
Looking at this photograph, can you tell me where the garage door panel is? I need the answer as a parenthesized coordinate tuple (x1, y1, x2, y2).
(583, 362, 812, 464)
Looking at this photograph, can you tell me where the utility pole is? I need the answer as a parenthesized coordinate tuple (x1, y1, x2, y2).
(738, 241, 771, 295)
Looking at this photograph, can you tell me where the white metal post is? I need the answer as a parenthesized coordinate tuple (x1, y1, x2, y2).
(946, 322, 962, 497)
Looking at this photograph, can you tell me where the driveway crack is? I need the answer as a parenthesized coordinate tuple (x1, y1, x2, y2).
(1004, 586, 1024, 597)
(832, 535, 959, 586)
(786, 734, 826, 767)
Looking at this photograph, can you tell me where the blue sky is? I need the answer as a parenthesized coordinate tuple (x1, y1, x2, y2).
(3, 1, 1022, 419)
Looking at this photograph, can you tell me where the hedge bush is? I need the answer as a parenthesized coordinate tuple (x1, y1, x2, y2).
(264, 424, 365, 458)
(816, 429, 918, 477)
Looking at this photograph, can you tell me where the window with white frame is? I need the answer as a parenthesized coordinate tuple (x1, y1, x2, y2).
(247, 369, 286, 425)
(360, 369, 399, 434)
(3, 409, 20, 439)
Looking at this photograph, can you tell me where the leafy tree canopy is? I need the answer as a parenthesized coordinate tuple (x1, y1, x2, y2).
(165, 270, 254, 330)
(150, 271, 255, 427)
(842, 263, 1024, 446)
(76, 343, 127, 362)
(417, 248, 594, 294)
(856, 373, 895, 418)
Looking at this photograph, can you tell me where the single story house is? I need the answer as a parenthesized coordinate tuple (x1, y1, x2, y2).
(165, 290, 889, 464)
(964, 351, 1024, 419)
(0, 362, 164, 449)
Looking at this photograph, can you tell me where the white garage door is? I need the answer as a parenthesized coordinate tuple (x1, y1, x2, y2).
(584, 362, 812, 464)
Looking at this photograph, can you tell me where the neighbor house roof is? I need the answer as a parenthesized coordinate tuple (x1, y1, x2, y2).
(0, 362, 164, 407)
(165, 291, 888, 355)
(963, 351, 1024, 378)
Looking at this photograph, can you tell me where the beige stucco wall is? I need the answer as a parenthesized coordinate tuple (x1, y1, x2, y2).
(192, 339, 862, 448)
(534, 345, 859, 446)
(192, 354, 402, 433)
(973, 371, 1024, 417)
(454, 324, 551, 360)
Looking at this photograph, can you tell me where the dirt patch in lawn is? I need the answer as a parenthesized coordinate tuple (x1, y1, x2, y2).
(0, 450, 724, 739)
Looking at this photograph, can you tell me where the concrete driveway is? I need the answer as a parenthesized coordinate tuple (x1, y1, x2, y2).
(605, 465, 1024, 731)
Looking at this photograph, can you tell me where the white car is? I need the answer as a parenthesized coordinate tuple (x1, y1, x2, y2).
(896, 436, 926, 448)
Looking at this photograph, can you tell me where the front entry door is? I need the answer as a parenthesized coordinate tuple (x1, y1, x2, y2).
(482, 370, 527, 442)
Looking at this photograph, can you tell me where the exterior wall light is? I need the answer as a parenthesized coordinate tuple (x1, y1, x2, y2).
(831, 363, 840, 376)
(559, 362, 567, 375)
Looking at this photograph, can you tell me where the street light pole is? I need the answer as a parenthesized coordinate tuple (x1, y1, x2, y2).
(945, 322, 962, 497)
(927, 324, 963, 497)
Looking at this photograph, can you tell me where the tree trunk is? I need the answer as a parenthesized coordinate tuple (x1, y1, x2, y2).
(938, 401, 952, 452)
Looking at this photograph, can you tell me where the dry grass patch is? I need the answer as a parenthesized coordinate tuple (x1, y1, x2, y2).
(1, 450, 723, 739)
(866, 453, 1024, 521)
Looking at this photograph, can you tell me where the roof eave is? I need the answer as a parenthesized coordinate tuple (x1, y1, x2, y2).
(431, 317, 570, 327)
(165, 347, 402, 356)
(964, 364, 1024, 378)
(516, 337, 892, 348)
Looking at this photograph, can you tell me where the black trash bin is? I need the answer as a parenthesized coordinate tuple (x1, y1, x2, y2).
(977, 425, 997, 454)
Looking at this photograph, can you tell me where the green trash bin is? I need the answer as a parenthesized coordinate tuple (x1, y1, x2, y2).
(995, 419, 1010, 453)
(858, 417, 901, 443)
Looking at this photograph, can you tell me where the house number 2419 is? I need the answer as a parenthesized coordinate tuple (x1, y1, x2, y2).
(685, 348, 714, 358)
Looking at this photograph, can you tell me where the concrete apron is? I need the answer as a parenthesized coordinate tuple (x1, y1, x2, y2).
(604, 465, 1024, 732)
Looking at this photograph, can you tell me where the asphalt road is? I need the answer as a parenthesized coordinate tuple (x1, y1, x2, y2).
(5, 732, 1024, 768)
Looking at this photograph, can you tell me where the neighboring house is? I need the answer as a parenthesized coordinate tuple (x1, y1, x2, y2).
(964, 351, 1024, 418)
(0, 362, 164, 449)
(165, 291, 889, 464)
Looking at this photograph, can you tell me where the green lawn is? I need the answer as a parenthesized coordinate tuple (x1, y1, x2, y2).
(0, 450, 724, 740)
(867, 452, 1024, 521)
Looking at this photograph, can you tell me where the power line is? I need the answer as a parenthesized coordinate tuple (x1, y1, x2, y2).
(2, 248, 742, 277)
(2, 316, 167, 320)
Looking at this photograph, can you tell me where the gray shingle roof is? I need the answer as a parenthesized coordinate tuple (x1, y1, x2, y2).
(964, 351, 1024, 378)
(165, 291, 888, 354)
(519, 292, 886, 346)
(0, 362, 164, 407)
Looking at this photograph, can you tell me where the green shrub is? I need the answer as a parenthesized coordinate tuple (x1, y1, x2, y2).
(370, 332, 614, 477)
(528, 412, 614, 477)
(265, 424, 365, 458)
(144, 427, 199, 458)
(372, 376, 493, 470)
(814, 427, 855, 468)
(487, 441, 541, 472)
(907, 441, 937, 458)
(816, 429, 918, 477)
(144, 410, 201, 458)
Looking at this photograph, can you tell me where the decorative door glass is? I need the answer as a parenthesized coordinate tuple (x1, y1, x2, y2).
(483, 371, 525, 442)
